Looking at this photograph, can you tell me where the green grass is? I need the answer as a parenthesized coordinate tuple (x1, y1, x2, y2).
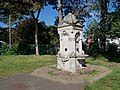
(80, 69, 97, 75)
(0, 55, 56, 78)
(85, 56, 120, 90)
(1, 55, 120, 90)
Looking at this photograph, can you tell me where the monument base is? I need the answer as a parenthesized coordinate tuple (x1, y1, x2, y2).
(57, 55, 88, 73)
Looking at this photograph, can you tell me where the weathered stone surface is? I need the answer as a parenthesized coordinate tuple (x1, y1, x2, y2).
(58, 13, 83, 27)
(57, 13, 88, 72)
(31, 64, 112, 84)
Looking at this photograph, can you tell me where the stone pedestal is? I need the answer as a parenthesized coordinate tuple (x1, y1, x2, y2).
(57, 13, 88, 73)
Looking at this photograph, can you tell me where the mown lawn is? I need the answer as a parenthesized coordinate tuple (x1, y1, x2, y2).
(0, 55, 56, 79)
(0, 55, 120, 90)
(85, 56, 120, 90)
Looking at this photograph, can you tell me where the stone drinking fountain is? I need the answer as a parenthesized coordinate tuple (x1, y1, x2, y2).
(57, 13, 88, 72)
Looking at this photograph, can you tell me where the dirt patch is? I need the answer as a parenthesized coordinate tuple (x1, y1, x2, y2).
(31, 64, 112, 84)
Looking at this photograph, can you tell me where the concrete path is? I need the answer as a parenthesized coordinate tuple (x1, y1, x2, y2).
(0, 72, 85, 90)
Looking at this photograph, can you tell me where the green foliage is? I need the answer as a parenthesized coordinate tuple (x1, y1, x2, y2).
(105, 43, 120, 62)
(40, 44, 59, 55)
(16, 19, 59, 45)
(84, 20, 100, 57)
(17, 42, 35, 55)
(14, 19, 59, 55)
(108, 19, 120, 38)
(0, 27, 9, 45)
(0, 43, 34, 55)
(48, 26, 59, 45)
(0, 44, 18, 55)
(0, 0, 59, 55)
(106, 43, 118, 56)
(16, 19, 35, 44)
(84, 19, 99, 37)
(85, 43, 100, 57)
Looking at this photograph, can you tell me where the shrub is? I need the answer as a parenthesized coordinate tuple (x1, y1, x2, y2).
(17, 42, 35, 55)
(105, 43, 120, 62)
(85, 43, 100, 57)
(0, 44, 18, 55)
(106, 43, 118, 56)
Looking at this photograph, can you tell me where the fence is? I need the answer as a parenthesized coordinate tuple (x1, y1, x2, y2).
(29, 44, 59, 55)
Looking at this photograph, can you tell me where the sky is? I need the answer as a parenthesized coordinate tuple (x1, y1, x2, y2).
(0, 5, 97, 27)
(39, 5, 58, 26)
(0, 5, 58, 27)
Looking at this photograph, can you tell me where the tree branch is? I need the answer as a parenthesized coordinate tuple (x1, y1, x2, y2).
(35, 9, 41, 20)
(30, 11, 36, 21)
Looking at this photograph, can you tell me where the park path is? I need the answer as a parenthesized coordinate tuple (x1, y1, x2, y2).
(0, 72, 85, 90)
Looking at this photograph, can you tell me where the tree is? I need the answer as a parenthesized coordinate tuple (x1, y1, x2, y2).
(20, 0, 43, 55)
(0, 0, 58, 55)
(16, 19, 35, 44)
(52, 0, 92, 25)
(84, 0, 120, 54)
(15, 18, 59, 54)
(93, 0, 120, 52)
(109, 19, 120, 38)
(0, 0, 23, 48)
(98, 0, 108, 52)
(48, 26, 59, 45)
(0, 27, 8, 44)
(107, 0, 120, 38)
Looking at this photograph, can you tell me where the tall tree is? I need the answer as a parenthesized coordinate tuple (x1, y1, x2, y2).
(84, 0, 120, 53)
(0, 0, 22, 48)
(53, 0, 92, 25)
(0, 0, 57, 55)
(107, 0, 120, 38)
(99, 0, 108, 52)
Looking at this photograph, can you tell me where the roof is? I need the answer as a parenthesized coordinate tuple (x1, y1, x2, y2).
(58, 13, 83, 27)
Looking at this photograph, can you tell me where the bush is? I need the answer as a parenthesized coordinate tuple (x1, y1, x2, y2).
(105, 43, 120, 62)
(0, 44, 18, 55)
(106, 43, 118, 56)
(39, 44, 59, 55)
(17, 42, 35, 55)
(85, 43, 100, 57)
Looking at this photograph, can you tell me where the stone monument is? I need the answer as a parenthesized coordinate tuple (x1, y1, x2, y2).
(57, 13, 88, 72)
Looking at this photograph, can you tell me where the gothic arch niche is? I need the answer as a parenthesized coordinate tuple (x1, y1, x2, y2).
(75, 32, 81, 54)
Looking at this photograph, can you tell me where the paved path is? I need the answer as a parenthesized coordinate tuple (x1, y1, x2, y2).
(0, 72, 85, 90)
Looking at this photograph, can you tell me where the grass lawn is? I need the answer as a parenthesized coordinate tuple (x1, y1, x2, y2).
(0, 55, 120, 90)
(85, 56, 120, 90)
(0, 55, 56, 79)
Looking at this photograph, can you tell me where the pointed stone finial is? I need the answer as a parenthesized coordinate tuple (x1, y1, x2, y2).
(63, 13, 78, 24)
(59, 13, 83, 27)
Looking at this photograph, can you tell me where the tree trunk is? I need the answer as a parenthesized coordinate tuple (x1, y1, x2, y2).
(34, 20, 39, 55)
(58, 0, 63, 25)
(99, 35, 106, 52)
(9, 14, 12, 48)
(99, 0, 107, 52)
(30, 11, 40, 55)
